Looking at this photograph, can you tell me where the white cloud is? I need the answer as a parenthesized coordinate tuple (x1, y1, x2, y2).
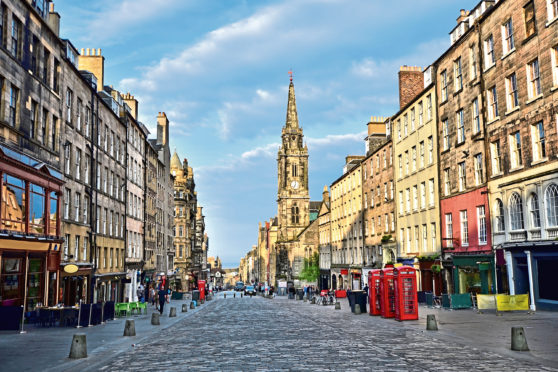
(83, 0, 188, 44)
(306, 131, 367, 148)
(241, 143, 280, 160)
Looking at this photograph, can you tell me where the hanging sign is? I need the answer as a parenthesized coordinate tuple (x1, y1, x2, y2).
(64, 264, 79, 274)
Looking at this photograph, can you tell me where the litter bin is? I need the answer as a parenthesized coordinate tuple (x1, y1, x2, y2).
(192, 290, 200, 301)
(349, 290, 367, 313)
(296, 288, 304, 300)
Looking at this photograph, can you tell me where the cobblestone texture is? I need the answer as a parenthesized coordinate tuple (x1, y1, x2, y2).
(90, 295, 557, 371)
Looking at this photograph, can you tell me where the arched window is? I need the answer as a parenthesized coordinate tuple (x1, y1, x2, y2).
(494, 199, 505, 232)
(509, 193, 524, 230)
(291, 204, 299, 224)
(529, 193, 540, 228)
(545, 184, 558, 227)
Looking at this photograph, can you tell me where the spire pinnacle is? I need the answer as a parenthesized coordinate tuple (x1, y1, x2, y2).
(285, 73, 299, 128)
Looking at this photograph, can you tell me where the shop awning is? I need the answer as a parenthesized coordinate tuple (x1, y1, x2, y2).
(0, 239, 51, 251)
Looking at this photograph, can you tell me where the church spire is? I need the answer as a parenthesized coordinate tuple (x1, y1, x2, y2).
(285, 74, 299, 129)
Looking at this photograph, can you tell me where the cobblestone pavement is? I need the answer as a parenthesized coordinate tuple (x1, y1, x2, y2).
(84, 294, 557, 372)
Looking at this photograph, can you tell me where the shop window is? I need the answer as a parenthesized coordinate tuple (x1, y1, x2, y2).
(26, 258, 44, 311)
(509, 192, 525, 230)
(545, 184, 558, 226)
(1, 174, 26, 233)
(1, 257, 23, 305)
(529, 193, 541, 228)
(29, 184, 45, 234)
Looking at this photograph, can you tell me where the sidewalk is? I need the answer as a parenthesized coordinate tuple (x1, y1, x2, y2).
(277, 294, 558, 368)
(0, 296, 207, 372)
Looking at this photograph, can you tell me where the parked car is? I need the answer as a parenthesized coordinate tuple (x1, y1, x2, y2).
(234, 281, 245, 291)
(244, 285, 256, 296)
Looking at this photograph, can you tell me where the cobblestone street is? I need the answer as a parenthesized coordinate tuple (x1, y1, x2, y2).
(72, 294, 557, 372)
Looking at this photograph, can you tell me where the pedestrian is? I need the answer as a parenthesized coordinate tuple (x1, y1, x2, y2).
(150, 286, 156, 307)
(137, 283, 144, 303)
(158, 286, 168, 315)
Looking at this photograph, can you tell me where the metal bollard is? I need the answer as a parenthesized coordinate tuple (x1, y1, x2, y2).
(88, 303, 93, 327)
(101, 301, 105, 325)
(76, 300, 83, 328)
(123, 319, 136, 336)
(69, 334, 87, 359)
(224, 293, 226, 299)
(234, 293, 236, 298)
(511, 327, 529, 351)
(426, 314, 438, 331)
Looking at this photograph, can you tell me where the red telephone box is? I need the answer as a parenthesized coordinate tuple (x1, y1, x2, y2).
(380, 268, 395, 318)
(393, 266, 418, 321)
(198, 280, 206, 300)
(367, 269, 381, 316)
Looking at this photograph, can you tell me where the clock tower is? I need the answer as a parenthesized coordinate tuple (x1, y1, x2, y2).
(277, 77, 309, 241)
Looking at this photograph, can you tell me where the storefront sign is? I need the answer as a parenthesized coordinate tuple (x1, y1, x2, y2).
(63, 264, 78, 274)
(340, 269, 348, 275)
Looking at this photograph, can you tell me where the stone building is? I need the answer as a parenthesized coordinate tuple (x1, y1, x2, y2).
(392, 67, 442, 294)
(0, 0, 65, 311)
(144, 140, 158, 279)
(434, 2, 494, 295)
(318, 186, 331, 290)
(148, 113, 175, 282)
(171, 151, 197, 290)
(361, 118, 396, 270)
(479, 0, 558, 310)
(193, 205, 206, 281)
(275, 78, 319, 281)
(330, 156, 365, 290)
(256, 218, 278, 286)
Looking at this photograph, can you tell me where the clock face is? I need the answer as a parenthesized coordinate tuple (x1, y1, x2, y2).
(291, 180, 299, 189)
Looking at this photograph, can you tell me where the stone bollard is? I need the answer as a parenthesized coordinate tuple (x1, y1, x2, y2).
(335, 302, 341, 310)
(182, 304, 188, 313)
(169, 307, 177, 317)
(123, 320, 136, 336)
(426, 314, 438, 331)
(303, 297, 307, 303)
(354, 304, 362, 315)
(69, 334, 87, 359)
(190, 302, 195, 309)
(311, 297, 316, 304)
(151, 313, 160, 325)
(511, 327, 529, 351)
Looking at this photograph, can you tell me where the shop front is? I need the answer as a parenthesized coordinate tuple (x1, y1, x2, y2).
(417, 259, 443, 295)
(319, 269, 330, 291)
(59, 264, 92, 306)
(505, 242, 558, 311)
(350, 269, 362, 290)
(94, 273, 126, 303)
(0, 147, 64, 329)
(452, 254, 495, 295)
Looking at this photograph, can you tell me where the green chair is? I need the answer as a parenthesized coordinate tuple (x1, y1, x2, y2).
(115, 303, 129, 317)
(129, 302, 139, 316)
(137, 302, 147, 315)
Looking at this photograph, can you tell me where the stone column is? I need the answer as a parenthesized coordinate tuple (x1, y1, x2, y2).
(524, 250, 536, 312)
(505, 251, 515, 295)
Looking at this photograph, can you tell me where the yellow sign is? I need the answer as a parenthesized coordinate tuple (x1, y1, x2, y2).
(64, 264, 79, 274)
(496, 294, 530, 311)
(477, 294, 497, 310)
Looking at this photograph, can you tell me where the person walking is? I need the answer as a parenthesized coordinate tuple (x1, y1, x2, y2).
(150, 286, 156, 307)
(158, 286, 168, 315)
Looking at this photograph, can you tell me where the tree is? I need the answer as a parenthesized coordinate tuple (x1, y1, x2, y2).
(299, 252, 319, 282)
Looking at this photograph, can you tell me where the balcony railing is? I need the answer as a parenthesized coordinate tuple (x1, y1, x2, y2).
(548, 227, 558, 239)
(509, 231, 527, 241)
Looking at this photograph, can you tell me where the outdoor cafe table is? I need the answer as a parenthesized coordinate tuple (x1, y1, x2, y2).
(41, 306, 79, 327)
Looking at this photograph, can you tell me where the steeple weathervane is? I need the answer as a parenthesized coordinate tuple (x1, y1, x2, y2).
(288, 69, 293, 82)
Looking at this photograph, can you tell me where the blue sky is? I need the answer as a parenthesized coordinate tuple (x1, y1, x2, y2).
(56, 0, 477, 268)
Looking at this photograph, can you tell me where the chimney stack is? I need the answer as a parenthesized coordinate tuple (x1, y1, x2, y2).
(456, 9, 470, 24)
(78, 48, 105, 92)
(157, 112, 169, 147)
(47, 2, 60, 37)
(398, 66, 424, 109)
(122, 92, 139, 120)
